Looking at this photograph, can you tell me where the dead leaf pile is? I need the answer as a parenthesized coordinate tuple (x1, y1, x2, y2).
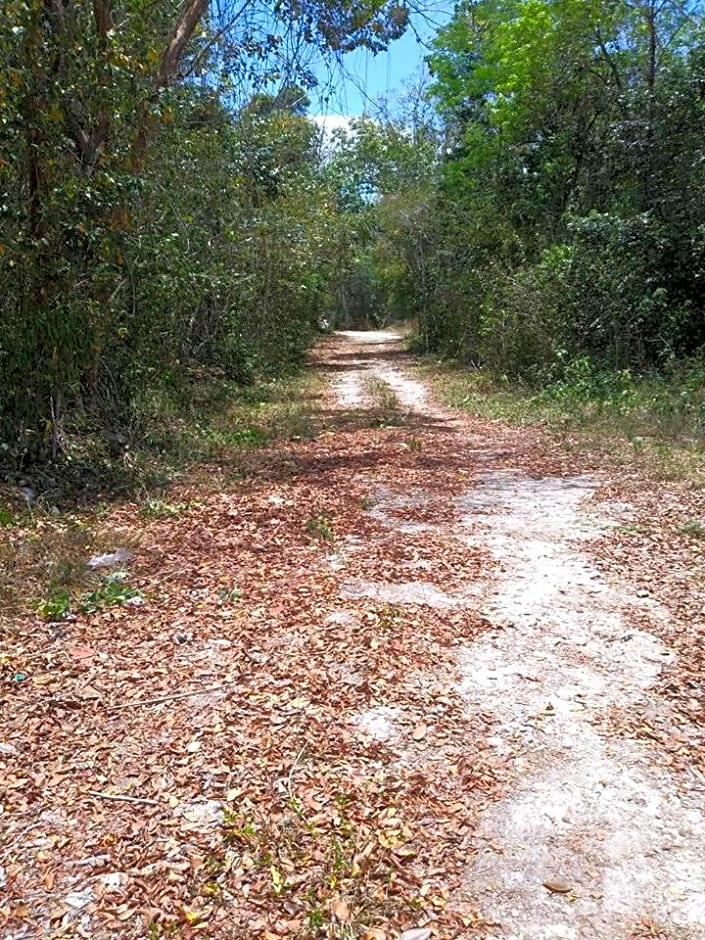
(0, 340, 534, 939)
(5, 334, 704, 939)
(588, 482, 705, 780)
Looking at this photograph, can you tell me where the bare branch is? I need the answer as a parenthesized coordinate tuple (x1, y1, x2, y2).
(155, 0, 210, 89)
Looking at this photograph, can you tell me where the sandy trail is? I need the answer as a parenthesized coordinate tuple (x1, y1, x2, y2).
(327, 330, 705, 940)
(5, 329, 704, 940)
(332, 330, 430, 412)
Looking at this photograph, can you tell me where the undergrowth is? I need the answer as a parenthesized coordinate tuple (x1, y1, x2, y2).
(0, 369, 321, 626)
(423, 355, 705, 483)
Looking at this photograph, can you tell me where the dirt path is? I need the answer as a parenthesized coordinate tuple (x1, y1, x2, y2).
(322, 331, 705, 940)
(3, 330, 705, 940)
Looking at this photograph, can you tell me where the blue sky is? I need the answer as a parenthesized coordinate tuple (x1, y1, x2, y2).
(311, 4, 453, 120)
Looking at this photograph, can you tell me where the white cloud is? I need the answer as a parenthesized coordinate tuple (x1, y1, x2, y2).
(311, 114, 355, 140)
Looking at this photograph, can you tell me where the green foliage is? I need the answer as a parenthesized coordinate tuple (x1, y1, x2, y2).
(306, 512, 335, 541)
(430, 352, 705, 449)
(217, 585, 242, 605)
(37, 571, 140, 619)
(37, 590, 72, 621)
(679, 519, 705, 539)
(79, 570, 141, 614)
(139, 499, 191, 519)
(324, 108, 439, 328)
(0, 0, 407, 472)
(398, 0, 705, 396)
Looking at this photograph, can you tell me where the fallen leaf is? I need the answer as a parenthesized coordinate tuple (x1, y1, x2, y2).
(400, 929, 432, 940)
(332, 898, 351, 922)
(543, 881, 573, 894)
(412, 725, 428, 741)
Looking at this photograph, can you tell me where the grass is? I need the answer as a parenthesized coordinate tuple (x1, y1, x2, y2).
(139, 498, 193, 519)
(121, 369, 321, 484)
(364, 376, 399, 413)
(0, 513, 140, 628)
(209, 776, 417, 939)
(421, 357, 705, 485)
(679, 518, 705, 539)
(359, 375, 413, 430)
(1, 369, 322, 510)
(0, 368, 322, 628)
(306, 512, 335, 541)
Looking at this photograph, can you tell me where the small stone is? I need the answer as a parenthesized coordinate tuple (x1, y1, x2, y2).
(175, 800, 223, 827)
(543, 880, 573, 894)
(245, 649, 269, 663)
(64, 887, 95, 909)
(87, 548, 133, 570)
(400, 929, 432, 940)
(19, 486, 36, 505)
(100, 872, 125, 892)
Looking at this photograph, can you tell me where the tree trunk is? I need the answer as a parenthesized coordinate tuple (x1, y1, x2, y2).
(131, 0, 210, 172)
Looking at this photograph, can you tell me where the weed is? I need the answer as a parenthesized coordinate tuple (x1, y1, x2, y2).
(78, 571, 141, 614)
(214, 764, 420, 935)
(327, 837, 349, 876)
(307, 908, 325, 929)
(36, 571, 141, 620)
(144, 921, 177, 940)
(423, 357, 705, 485)
(1, 370, 320, 631)
(139, 498, 191, 519)
(365, 376, 398, 412)
(202, 880, 221, 898)
(3, 518, 124, 623)
(217, 585, 242, 605)
(204, 853, 225, 876)
(679, 518, 705, 539)
(377, 603, 400, 630)
(225, 426, 269, 446)
(306, 512, 334, 541)
(629, 436, 646, 454)
(408, 437, 423, 452)
(225, 467, 249, 484)
(37, 590, 72, 621)
(614, 524, 652, 536)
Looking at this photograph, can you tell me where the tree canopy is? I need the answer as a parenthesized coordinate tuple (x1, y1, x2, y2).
(3, 0, 705, 472)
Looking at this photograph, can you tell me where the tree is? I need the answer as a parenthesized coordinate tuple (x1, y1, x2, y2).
(325, 111, 439, 328)
(0, 0, 412, 464)
(413, 0, 705, 372)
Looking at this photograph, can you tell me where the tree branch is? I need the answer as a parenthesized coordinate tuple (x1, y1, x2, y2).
(131, 0, 210, 172)
(93, 0, 114, 48)
(155, 0, 210, 90)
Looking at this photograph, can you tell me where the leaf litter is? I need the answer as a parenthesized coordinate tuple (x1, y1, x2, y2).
(2, 331, 705, 940)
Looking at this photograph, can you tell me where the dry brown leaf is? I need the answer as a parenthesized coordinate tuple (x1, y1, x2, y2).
(332, 898, 351, 922)
(399, 929, 432, 940)
(543, 881, 573, 894)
